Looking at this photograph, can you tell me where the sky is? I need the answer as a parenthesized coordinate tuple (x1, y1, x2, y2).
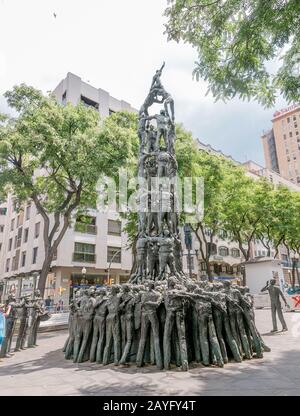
(0, 0, 288, 165)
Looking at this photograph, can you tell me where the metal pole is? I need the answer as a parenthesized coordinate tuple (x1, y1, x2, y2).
(187, 248, 192, 279)
(107, 249, 121, 285)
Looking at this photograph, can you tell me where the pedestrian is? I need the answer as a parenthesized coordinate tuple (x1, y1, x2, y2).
(44, 296, 52, 311)
(0, 304, 6, 361)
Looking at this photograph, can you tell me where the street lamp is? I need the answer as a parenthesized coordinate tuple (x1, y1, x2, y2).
(184, 223, 193, 279)
(293, 253, 300, 287)
(32, 271, 39, 295)
(107, 249, 121, 285)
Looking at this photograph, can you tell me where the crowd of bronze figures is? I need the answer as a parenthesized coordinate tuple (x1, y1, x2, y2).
(0, 290, 48, 359)
(63, 278, 270, 370)
(64, 64, 270, 370)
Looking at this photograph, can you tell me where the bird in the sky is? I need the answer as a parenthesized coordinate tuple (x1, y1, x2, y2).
(53, 12, 57, 18)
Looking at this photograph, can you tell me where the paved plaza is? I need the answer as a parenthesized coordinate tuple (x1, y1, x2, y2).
(0, 309, 299, 396)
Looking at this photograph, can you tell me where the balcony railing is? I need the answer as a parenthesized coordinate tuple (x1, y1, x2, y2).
(75, 223, 97, 235)
(73, 252, 96, 263)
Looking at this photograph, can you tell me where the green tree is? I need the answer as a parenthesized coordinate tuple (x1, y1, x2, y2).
(0, 85, 136, 296)
(222, 173, 273, 263)
(188, 151, 232, 280)
(164, 0, 300, 107)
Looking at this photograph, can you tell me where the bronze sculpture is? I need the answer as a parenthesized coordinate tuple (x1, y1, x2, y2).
(63, 63, 270, 371)
(261, 279, 289, 332)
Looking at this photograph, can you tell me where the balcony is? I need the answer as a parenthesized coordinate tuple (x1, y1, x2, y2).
(75, 222, 97, 235)
(73, 252, 96, 263)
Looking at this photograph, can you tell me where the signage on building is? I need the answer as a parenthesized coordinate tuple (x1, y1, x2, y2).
(20, 277, 35, 297)
(273, 104, 299, 119)
(6, 279, 19, 296)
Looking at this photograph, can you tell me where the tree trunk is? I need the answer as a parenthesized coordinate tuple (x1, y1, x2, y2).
(37, 255, 53, 297)
(206, 258, 213, 281)
(292, 260, 296, 288)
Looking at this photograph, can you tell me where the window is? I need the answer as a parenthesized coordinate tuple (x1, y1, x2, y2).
(231, 248, 240, 258)
(218, 246, 229, 257)
(10, 218, 15, 231)
(207, 243, 217, 255)
(287, 117, 290, 123)
(297, 177, 300, 184)
(32, 247, 38, 264)
(283, 134, 286, 140)
(16, 211, 24, 227)
(289, 131, 293, 138)
(16, 227, 22, 248)
(0, 225, 4, 233)
(73, 243, 96, 263)
(21, 251, 26, 267)
(6, 258, 10, 272)
(0, 207, 7, 215)
(62, 91, 67, 105)
(0, 243, 2, 252)
(108, 220, 122, 236)
(107, 246, 121, 263)
(12, 250, 20, 271)
(80, 95, 99, 110)
(75, 216, 97, 234)
(293, 116, 297, 121)
(218, 229, 227, 239)
(8, 238, 12, 251)
(34, 222, 40, 238)
(25, 205, 31, 220)
(24, 228, 29, 243)
(295, 123, 298, 129)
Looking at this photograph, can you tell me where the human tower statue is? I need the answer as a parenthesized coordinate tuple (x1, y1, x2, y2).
(64, 64, 270, 370)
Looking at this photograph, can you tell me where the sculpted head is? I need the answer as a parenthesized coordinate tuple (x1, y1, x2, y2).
(122, 284, 131, 293)
(186, 283, 197, 293)
(270, 279, 276, 286)
(163, 229, 170, 238)
(168, 277, 177, 289)
(146, 280, 155, 291)
(96, 287, 107, 296)
(111, 285, 121, 295)
(223, 280, 231, 290)
(213, 283, 223, 292)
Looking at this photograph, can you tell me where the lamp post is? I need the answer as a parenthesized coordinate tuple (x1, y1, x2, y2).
(292, 253, 300, 287)
(32, 272, 39, 295)
(184, 223, 193, 279)
(107, 249, 121, 285)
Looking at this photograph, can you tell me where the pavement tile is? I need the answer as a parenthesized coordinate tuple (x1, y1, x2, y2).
(0, 310, 299, 396)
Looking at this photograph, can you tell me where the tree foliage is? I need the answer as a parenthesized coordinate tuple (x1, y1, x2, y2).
(0, 85, 136, 295)
(164, 0, 300, 107)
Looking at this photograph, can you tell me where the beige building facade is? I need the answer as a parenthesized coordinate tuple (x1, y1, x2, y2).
(262, 104, 300, 185)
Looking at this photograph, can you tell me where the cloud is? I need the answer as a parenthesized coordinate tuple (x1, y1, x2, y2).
(0, 0, 289, 166)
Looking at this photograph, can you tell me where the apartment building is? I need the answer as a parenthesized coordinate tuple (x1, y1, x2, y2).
(53, 72, 136, 117)
(262, 104, 300, 185)
(0, 73, 138, 305)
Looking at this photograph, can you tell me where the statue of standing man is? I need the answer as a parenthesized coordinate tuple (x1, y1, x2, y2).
(261, 279, 289, 332)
